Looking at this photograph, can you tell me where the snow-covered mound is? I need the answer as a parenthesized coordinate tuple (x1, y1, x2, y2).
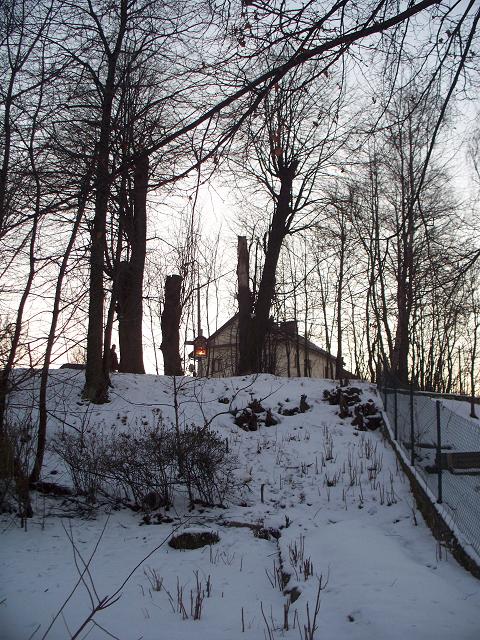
(1, 371, 479, 640)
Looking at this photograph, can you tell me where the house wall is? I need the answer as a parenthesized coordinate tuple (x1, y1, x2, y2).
(275, 340, 331, 378)
(206, 319, 239, 378)
(205, 317, 334, 379)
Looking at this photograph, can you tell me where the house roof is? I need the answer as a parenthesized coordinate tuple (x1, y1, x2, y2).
(205, 314, 238, 343)
(206, 313, 336, 362)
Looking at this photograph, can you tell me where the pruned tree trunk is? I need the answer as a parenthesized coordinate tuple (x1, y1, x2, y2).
(237, 236, 252, 374)
(117, 155, 148, 374)
(161, 275, 183, 375)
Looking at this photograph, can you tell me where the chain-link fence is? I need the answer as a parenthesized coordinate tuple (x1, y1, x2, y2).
(380, 387, 480, 560)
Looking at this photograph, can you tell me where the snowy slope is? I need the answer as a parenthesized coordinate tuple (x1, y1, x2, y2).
(1, 371, 479, 640)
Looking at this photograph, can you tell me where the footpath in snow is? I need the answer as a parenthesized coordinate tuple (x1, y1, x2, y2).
(1, 371, 479, 640)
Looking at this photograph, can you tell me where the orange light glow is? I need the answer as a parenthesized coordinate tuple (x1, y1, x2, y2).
(193, 336, 208, 359)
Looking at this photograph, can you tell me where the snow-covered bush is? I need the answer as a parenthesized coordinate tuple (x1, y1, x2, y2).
(0, 418, 34, 517)
(107, 422, 177, 508)
(51, 420, 236, 509)
(51, 430, 109, 503)
(179, 425, 235, 506)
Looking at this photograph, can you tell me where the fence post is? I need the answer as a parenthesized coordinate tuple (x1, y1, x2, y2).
(436, 400, 443, 504)
(394, 387, 398, 441)
(410, 385, 415, 466)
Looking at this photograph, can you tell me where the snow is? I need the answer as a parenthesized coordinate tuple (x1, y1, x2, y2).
(441, 398, 480, 424)
(1, 371, 479, 640)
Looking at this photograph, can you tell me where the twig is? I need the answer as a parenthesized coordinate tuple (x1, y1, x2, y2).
(39, 514, 111, 640)
(41, 516, 189, 639)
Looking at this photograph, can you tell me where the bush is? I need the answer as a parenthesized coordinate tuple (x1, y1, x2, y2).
(107, 423, 177, 508)
(51, 417, 236, 510)
(180, 426, 234, 506)
(0, 418, 35, 517)
(51, 430, 109, 503)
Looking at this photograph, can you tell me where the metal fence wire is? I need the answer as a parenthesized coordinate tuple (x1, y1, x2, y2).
(380, 387, 480, 560)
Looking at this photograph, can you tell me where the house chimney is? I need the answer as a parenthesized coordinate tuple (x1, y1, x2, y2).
(280, 320, 298, 336)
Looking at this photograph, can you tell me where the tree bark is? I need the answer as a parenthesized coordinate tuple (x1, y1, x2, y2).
(335, 227, 346, 380)
(241, 162, 297, 374)
(83, 105, 113, 402)
(391, 198, 414, 387)
(117, 156, 148, 374)
(83, 0, 128, 403)
(236, 236, 252, 374)
(30, 184, 87, 483)
(160, 275, 183, 375)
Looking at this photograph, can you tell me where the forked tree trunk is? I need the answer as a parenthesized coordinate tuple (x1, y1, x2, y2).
(240, 162, 297, 374)
(117, 156, 148, 373)
(83, 88, 115, 403)
(83, 0, 128, 403)
(161, 275, 184, 375)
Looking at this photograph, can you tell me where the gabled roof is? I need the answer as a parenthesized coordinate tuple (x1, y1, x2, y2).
(206, 313, 336, 361)
(206, 314, 239, 343)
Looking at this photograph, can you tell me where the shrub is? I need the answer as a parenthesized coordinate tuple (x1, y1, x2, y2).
(107, 422, 176, 508)
(51, 430, 109, 502)
(51, 418, 236, 510)
(0, 418, 35, 517)
(179, 426, 234, 506)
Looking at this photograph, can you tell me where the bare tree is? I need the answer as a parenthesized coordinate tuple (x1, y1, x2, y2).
(234, 61, 349, 372)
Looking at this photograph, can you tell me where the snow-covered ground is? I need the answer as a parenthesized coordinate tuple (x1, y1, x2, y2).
(1, 371, 479, 640)
(442, 397, 480, 424)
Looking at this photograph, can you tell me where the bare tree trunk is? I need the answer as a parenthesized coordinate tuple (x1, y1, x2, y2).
(103, 285, 118, 375)
(392, 256, 412, 386)
(335, 226, 346, 380)
(470, 342, 478, 419)
(161, 275, 184, 375)
(317, 268, 333, 378)
(84, 0, 128, 403)
(103, 201, 124, 376)
(303, 270, 310, 377)
(470, 299, 479, 419)
(294, 302, 301, 377)
(84, 95, 115, 402)
(117, 156, 148, 373)
(0, 166, 41, 433)
(30, 183, 88, 483)
(237, 236, 252, 374)
(241, 163, 297, 373)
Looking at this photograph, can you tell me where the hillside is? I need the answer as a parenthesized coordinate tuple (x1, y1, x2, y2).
(1, 371, 479, 640)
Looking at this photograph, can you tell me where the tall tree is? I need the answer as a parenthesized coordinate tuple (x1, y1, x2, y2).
(0, 0, 57, 430)
(235, 65, 347, 372)
(116, 155, 148, 373)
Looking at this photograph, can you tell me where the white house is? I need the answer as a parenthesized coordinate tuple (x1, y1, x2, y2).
(201, 315, 338, 378)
